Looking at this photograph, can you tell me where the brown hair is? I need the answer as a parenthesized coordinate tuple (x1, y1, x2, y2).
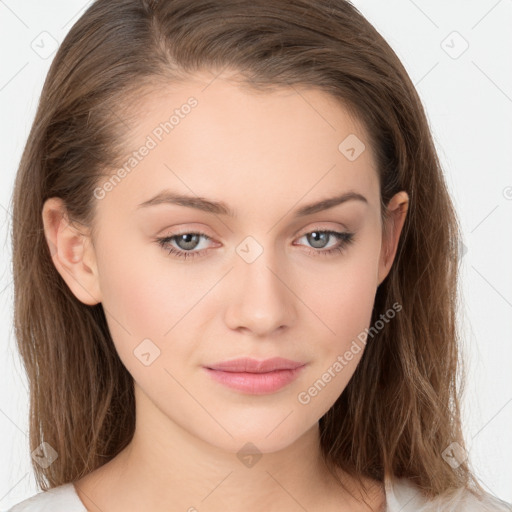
(11, 0, 481, 499)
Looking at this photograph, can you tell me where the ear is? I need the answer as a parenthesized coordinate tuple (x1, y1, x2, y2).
(42, 197, 102, 305)
(377, 191, 409, 286)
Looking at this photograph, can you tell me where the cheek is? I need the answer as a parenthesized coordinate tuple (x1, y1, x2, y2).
(93, 236, 179, 373)
(94, 235, 218, 400)
(300, 252, 378, 350)
(98, 255, 166, 335)
(293, 250, 379, 405)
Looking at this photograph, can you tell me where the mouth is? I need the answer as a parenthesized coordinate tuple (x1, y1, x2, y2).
(203, 357, 307, 394)
(205, 357, 305, 373)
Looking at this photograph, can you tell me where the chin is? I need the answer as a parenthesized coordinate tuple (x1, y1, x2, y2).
(193, 415, 312, 456)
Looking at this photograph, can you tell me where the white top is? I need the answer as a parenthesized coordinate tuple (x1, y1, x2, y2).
(5, 477, 512, 511)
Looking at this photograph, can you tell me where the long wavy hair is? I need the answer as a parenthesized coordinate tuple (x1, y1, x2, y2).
(11, 0, 480, 498)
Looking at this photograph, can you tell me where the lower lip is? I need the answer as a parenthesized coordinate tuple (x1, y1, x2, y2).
(203, 365, 306, 394)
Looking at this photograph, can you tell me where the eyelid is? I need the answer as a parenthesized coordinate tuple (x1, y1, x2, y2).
(293, 222, 350, 237)
(156, 222, 355, 262)
(161, 222, 350, 243)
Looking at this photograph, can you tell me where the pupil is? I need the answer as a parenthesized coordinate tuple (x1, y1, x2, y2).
(177, 233, 199, 250)
(308, 231, 328, 249)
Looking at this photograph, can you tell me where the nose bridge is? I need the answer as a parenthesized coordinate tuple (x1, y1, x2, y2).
(223, 234, 296, 334)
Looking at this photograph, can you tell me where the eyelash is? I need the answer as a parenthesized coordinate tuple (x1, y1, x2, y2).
(156, 228, 355, 261)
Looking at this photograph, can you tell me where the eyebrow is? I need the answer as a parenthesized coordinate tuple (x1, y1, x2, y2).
(136, 190, 368, 217)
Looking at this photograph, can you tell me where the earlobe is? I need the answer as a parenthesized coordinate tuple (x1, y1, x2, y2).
(377, 191, 409, 286)
(42, 197, 102, 305)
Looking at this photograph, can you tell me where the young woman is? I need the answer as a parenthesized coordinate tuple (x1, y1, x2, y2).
(8, 0, 511, 511)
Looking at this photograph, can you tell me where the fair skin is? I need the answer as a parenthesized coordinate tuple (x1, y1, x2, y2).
(42, 71, 408, 512)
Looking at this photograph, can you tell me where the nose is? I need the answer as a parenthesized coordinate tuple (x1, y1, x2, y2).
(223, 246, 297, 336)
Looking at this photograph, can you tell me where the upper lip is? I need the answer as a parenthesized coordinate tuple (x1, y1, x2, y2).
(205, 357, 305, 373)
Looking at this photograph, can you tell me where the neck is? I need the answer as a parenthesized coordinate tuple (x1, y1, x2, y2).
(74, 383, 385, 512)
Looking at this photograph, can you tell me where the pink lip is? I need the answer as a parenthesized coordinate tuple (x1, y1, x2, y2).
(203, 357, 306, 394)
(206, 357, 304, 373)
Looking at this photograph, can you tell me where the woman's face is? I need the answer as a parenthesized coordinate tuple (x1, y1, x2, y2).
(47, 71, 407, 454)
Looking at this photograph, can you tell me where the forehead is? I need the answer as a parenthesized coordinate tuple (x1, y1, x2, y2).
(97, 72, 378, 219)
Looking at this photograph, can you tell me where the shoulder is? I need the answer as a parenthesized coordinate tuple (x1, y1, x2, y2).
(5, 483, 87, 512)
(385, 477, 512, 512)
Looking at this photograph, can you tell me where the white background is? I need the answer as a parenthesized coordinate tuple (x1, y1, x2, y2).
(0, 0, 511, 508)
